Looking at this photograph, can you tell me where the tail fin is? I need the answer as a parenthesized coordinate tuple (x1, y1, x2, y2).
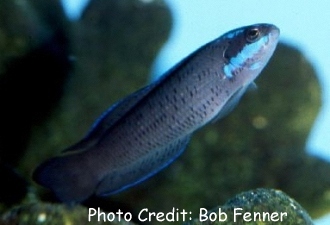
(33, 153, 99, 203)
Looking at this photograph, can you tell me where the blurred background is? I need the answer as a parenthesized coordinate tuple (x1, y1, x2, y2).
(0, 0, 329, 224)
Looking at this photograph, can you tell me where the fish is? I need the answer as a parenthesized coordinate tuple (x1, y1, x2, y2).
(33, 23, 280, 203)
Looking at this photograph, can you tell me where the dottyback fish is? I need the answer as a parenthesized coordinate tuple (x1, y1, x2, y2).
(33, 23, 280, 203)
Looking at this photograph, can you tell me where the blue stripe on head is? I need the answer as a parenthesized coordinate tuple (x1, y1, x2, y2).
(250, 61, 262, 70)
(224, 63, 234, 78)
(232, 35, 269, 68)
(223, 33, 270, 78)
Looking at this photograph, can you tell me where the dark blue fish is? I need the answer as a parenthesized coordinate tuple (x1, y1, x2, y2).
(33, 23, 280, 202)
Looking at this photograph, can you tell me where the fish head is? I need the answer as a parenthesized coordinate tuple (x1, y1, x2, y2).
(221, 23, 280, 84)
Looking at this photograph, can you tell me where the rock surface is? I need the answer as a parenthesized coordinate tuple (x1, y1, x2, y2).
(187, 188, 314, 225)
(0, 203, 137, 225)
(0, 189, 314, 225)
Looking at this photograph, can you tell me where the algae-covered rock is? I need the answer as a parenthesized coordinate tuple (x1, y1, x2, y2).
(186, 188, 314, 225)
(0, 203, 137, 225)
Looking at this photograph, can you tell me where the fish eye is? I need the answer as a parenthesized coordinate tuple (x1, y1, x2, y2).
(245, 28, 260, 43)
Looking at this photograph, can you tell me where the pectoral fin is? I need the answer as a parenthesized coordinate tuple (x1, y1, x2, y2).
(211, 82, 255, 123)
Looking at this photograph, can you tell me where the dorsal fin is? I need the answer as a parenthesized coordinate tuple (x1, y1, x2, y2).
(62, 84, 155, 153)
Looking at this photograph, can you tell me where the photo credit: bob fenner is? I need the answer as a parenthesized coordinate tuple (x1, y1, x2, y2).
(88, 207, 288, 223)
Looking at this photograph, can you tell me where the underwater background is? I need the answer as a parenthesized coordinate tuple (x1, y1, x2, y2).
(0, 0, 329, 224)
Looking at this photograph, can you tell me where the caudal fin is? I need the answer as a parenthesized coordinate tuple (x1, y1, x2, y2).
(33, 153, 99, 203)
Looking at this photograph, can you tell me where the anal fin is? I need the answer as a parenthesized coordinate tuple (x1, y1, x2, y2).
(96, 135, 192, 196)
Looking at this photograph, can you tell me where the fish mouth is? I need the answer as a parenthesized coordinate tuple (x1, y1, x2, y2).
(258, 24, 280, 58)
(268, 24, 280, 43)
